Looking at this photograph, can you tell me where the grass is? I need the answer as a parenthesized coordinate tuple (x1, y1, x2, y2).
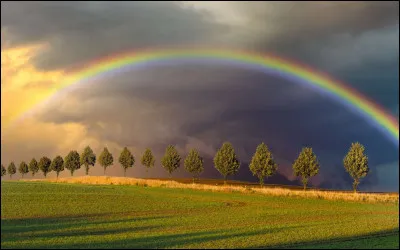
(1, 180, 399, 249)
(26, 176, 399, 204)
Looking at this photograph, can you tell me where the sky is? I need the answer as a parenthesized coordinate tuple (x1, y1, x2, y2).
(1, 1, 399, 191)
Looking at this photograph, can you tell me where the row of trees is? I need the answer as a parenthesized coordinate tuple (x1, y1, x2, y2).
(1, 142, 369, 192)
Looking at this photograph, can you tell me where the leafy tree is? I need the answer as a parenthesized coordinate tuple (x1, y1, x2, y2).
(29, 158, 39, 177)
(161, 145, 181, 178)
(184, 149, 204, 183)
(214, 142, 240, 185)
(293, 147, 320, 191)
(118, 147, 135, 177)
(39, 157, 52, 178)
(8, 162, 16, 178)
(99, 147, 114, 175)
(1, 164, 6, 177)
(80, 146, 96, 175)
(51, 156, 64, 179)
(64, 150, 81, 176)
(141, 148, 155, 173)
(249, 142, 278, 187)
(18, 161, 29, 178)
(343, 142, 369, 193)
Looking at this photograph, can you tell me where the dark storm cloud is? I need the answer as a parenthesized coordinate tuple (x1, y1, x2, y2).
(36, 64, 398, 188)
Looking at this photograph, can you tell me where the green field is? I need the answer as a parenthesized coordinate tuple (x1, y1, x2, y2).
(1, 181, 398, 249)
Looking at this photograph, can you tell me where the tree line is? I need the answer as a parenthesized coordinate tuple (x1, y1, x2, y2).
(1, 142, 369, 192)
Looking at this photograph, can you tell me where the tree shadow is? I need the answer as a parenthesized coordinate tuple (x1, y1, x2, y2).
(15, 224, 306, 249)
(1, 214, 173, 235)
(246, 228, 399, 249)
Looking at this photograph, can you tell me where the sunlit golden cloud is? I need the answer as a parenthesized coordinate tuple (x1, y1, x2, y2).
(1, 44, 65, 130)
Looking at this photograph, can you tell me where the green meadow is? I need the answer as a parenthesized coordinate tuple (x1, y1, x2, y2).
(1, 181, 398, 249)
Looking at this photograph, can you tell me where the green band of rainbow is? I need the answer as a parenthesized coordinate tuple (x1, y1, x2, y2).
(14, 48, 400, 146)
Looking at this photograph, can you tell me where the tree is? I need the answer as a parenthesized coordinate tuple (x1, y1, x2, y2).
(141, 148, 155, 173)
(18, 161, 29, 178)
(39, 157, 52, 178)
(1, 165, 7, 177)
(29, 158, 39, 177)
(161, 145, 181, 178)
(8, 162, 16, 179)
(98, 147, 114, 175)
(184, 149, 204, 184)
(214, 142, 240, 185)
(80, 146, 96, 175)
(118, 147, 135, 177)
(51, 156, 64, 179)
(249, 142, 278, 187)
(343, 142, 369, 193)
(64, 150, 81, 176)
(293, 147, 320, 191)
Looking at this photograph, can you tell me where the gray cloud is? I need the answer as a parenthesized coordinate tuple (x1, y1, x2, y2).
(1, 1, 223, 70)
(1, 1, 398, 71)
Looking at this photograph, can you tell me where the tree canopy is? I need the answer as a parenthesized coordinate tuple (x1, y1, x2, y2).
(39, 157, 52, 178)
(184, 149, 204, 183)
(161, 145, 181, 177)
(214, 142, 240, 185)
(118, 147, 135, 177)
(18, 161, 29, 178)
(7, 162, 16, 178)
(249, 142, 278, 187)
(29, 158, 39, 177)
(51, 155, 65, 179)
(293, 147, 320, 191)
(99, 147, 114, 175)
(343, 142, 369, 193)
(64, 151, 81, 176)
(141, 148, 155, 173)
(80, 146, 96, 175)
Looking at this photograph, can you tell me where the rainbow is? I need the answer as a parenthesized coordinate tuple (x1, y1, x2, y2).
(10, 48, 400, 146)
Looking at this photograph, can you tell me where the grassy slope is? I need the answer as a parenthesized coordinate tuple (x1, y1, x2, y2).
(1, 181, 399, 249)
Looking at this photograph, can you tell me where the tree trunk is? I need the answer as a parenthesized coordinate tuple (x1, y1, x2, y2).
(353, 179, 359, 193)
(302, 178, 308, 191)
(124, 169, 127, 177)
(224, 176, 227, 185)
(44, 173, 47, 178)
(85, 165, 89, 175)
(259, 176, 264, 188)
(104, 167, 106, 176)
(57, 172, 59, 180)
(71, 170, 74, 176)
(10, 175, 12, 179)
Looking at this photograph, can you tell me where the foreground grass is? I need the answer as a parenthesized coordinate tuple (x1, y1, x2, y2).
(1, 181, 399, 249)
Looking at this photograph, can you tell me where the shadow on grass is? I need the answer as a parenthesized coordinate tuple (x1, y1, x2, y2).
(1, 214, 172, 235)
(2, 215, 398, 249)
(1, 223, 305, 249)
(247, 228, 399, 249)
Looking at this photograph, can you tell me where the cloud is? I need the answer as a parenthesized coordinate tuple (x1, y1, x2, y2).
(180, 1, 399, 68)
(1, 1, 224, 71)
(2, 1, 398, 72)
